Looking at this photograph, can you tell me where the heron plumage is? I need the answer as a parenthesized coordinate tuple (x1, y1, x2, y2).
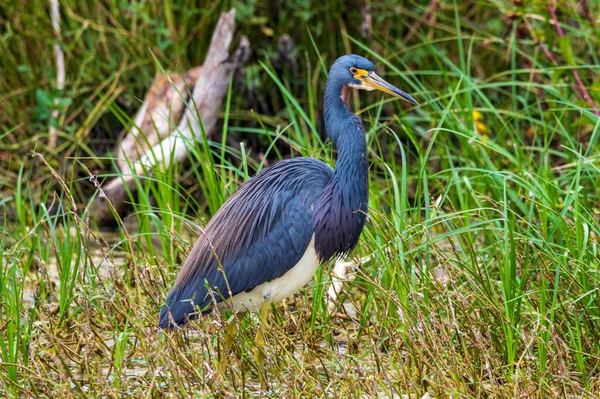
(159, 54, 417, 329)
(159, 158, 333, 328)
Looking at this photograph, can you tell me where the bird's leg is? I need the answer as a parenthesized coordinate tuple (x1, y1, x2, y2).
(253, 297, 271, 390)
(218, 316, 239, 375)
(326, 254, 372, 314)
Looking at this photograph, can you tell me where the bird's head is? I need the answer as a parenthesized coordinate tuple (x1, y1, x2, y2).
(329, 54, 418, 105)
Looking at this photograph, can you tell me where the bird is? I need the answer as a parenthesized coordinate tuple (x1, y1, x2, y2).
(159, 54, 418, 329)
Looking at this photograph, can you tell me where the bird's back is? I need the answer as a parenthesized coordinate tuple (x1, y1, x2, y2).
(159, 157, 333, 328)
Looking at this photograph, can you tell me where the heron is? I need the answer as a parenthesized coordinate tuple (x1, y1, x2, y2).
(159, 54, 418, 329)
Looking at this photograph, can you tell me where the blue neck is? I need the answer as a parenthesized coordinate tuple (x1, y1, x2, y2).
(324, 84, 369, 208)
(314, 81, 370, 260)
(313, 82, 369, 260)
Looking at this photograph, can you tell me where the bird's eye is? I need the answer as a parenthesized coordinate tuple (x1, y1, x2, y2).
(349, 67, 357, 75)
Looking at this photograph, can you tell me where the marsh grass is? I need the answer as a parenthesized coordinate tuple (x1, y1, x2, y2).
(2, 0, 600, 397)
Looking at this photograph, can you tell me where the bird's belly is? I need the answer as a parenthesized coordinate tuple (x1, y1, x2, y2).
(219, 237, 320, 313)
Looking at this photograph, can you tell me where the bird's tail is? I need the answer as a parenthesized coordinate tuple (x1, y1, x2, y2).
(158, 286, 197, 329)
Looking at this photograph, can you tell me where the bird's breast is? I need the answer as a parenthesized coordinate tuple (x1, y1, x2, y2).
(218, 236, 320, 312)
(313, 180, 368, 261)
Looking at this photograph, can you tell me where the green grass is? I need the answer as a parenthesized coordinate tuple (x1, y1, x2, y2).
(2, 0, 600, 397)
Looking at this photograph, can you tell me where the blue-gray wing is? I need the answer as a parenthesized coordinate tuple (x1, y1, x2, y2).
(159, 158, 332, 329)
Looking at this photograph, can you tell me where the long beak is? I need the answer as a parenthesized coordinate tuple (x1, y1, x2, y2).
(363, 72, 419, 105)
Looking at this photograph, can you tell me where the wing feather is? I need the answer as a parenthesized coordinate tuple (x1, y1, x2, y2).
(159, 158, 333, 328)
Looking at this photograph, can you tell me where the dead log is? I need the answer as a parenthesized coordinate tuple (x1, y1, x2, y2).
(90, 9, 247, 226)
(114, 67, 202, 175)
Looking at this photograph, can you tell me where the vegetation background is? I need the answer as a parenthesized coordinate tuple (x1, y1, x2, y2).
(1, 0, 600, 397)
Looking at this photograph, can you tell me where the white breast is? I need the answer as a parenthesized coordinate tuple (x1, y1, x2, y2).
(218, 236, 320, 313)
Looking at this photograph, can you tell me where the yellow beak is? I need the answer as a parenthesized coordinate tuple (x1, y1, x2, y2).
(362, 72, 419, 105)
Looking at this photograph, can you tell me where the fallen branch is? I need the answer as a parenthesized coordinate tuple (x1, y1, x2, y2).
(90, 9, 250, 226)
(114, 67, 202, 175)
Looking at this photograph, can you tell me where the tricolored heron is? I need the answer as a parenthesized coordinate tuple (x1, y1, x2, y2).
(159, 54, 418, 329)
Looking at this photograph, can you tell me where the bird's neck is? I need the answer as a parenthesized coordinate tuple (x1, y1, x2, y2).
(324, 83, 369, 208)
(313, 82, 369, 260)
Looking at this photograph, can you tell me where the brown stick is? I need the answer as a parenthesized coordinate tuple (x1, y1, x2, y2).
(548, 0, 600, 116)
(403, 0, 439, 43)
(48, 0, 65, 149)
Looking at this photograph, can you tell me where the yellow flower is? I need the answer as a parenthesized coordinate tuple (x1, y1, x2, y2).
(472, 110, 488, 136)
